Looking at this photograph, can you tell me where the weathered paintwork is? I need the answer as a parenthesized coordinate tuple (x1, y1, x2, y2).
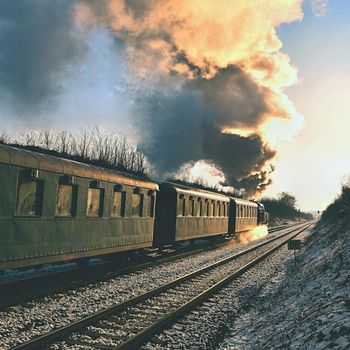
(154, 182, 229, 246)
(0, 144, 158, 269)
(229, 198, 258, 233)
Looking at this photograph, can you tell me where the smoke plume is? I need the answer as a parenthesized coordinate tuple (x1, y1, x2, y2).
(74, 0, 303, 196)
(0, 0, 305, 197)
(0, 0, 86, 111)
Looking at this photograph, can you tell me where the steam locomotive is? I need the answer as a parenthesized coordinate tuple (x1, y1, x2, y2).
(0, 144, 267, 270)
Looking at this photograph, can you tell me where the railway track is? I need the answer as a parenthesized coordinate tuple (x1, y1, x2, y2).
(11, 221, 312, 350)
(0, 237, 240, 309)
(0, 223, 293, 309)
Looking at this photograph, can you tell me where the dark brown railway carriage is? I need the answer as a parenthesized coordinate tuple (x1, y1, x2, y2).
(229, 198, 259, 234)
(154, 182, 230, 247)
(0, 144, 158, 270)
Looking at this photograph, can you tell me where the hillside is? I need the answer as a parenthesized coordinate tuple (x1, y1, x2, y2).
(218, 191, 350, 349)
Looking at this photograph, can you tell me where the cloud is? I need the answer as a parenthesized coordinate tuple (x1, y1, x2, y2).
(0, 0, 86, 111)
(0, 0, 305, 196)
(73, 0, 304, 195)
(311, 0, 328, 17)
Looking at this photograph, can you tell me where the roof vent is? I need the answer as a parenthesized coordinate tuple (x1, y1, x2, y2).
(22, 168, 39, 179)
(60, 175, 74, 185)
(133, 187, 141, 194)
(114, 184, 123, 191)
(90, 180, 101, 188)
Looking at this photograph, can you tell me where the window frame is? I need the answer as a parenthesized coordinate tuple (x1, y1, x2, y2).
(55, 183, 77, 218)
(148, 193, 155, 217)
(131, 192, 144, 217)
(16, 177, 44, 218)
(86, 186, 105, 218)
(112, 189, 126, 218)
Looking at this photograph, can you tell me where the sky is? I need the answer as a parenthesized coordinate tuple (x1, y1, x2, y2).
(0, 0, 348, 211)
(265, 0, 350, 211)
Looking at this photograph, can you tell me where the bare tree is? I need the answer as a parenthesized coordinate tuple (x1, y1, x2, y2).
(40, 130, 55, 150)
(57, 131, 72, 154)
(1, 127, 150, 175)
(75, 130, 91, 159)
(0, 131, 9, 144)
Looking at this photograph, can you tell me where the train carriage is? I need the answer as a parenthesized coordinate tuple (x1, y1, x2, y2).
(229, 198, 259, 234)
(154, 182, 230, 247)
(0, 144, 158, 270)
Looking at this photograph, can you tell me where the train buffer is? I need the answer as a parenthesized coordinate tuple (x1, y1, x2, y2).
(145, 247, 162, 258)
(161, 245, 176, 254)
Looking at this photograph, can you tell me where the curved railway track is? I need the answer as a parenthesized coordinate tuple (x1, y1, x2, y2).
(11, 221, 313, 350)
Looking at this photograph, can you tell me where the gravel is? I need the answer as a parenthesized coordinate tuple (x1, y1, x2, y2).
(0, 225, 292, 349)
(49, 228, 301, 349)
(141, 236, 301, 350)
(142, 222, 349, 350)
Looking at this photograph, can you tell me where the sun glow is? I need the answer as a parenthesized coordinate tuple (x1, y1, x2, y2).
(236, 225, 269, 244)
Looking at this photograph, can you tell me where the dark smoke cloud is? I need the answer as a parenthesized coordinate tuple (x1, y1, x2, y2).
(0, 0, 86, 110)
(189, 65, 270, 129)
(203, 125, 275, 181)
(133, 67, 275, 194)
(0, 0, 287, 195)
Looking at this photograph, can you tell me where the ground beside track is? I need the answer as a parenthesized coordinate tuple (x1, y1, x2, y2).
(141, 222, 349, 349)
(0, 224, 299, 349)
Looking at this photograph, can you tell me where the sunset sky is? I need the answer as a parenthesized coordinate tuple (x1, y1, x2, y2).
(0, 0, 348, 212)
(265, 0, 350, 211)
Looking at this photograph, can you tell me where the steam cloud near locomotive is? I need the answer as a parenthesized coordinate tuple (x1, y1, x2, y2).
(0, 143, 268, 271)
(0, 0, 305, 197)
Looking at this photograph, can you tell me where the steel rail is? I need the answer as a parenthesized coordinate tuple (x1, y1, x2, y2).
(11, 221, 312, 350)
(0, 239, 230, 309)
(0, 223, 294, 309)
(117, 222, 313, 350)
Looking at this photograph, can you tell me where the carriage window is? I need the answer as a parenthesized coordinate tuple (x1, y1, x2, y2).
(112, 191, 126, 217)
(16, 179, 43, 217)
(197, 199, 202, 216)
(56, 184, 76, 217)
(218, 203, 221, 217)
(147, 195, 155, 217)
(87, 188, 104, 217)
(212, 202, 216, 217)
(132, 193, 143, 217)
(205, 201, 209, 216)
(240, 205, 243, 217)
(177, 197, 186, 216)
(189, 198, 195, 216)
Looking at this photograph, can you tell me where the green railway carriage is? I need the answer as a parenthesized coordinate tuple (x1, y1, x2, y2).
(154, 182, 230, 247)
(0, 144, 158, 270)
(229, 198, 259, 234)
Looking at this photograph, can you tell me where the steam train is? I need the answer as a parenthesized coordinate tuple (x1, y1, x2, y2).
(0, 144, 268, 270)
